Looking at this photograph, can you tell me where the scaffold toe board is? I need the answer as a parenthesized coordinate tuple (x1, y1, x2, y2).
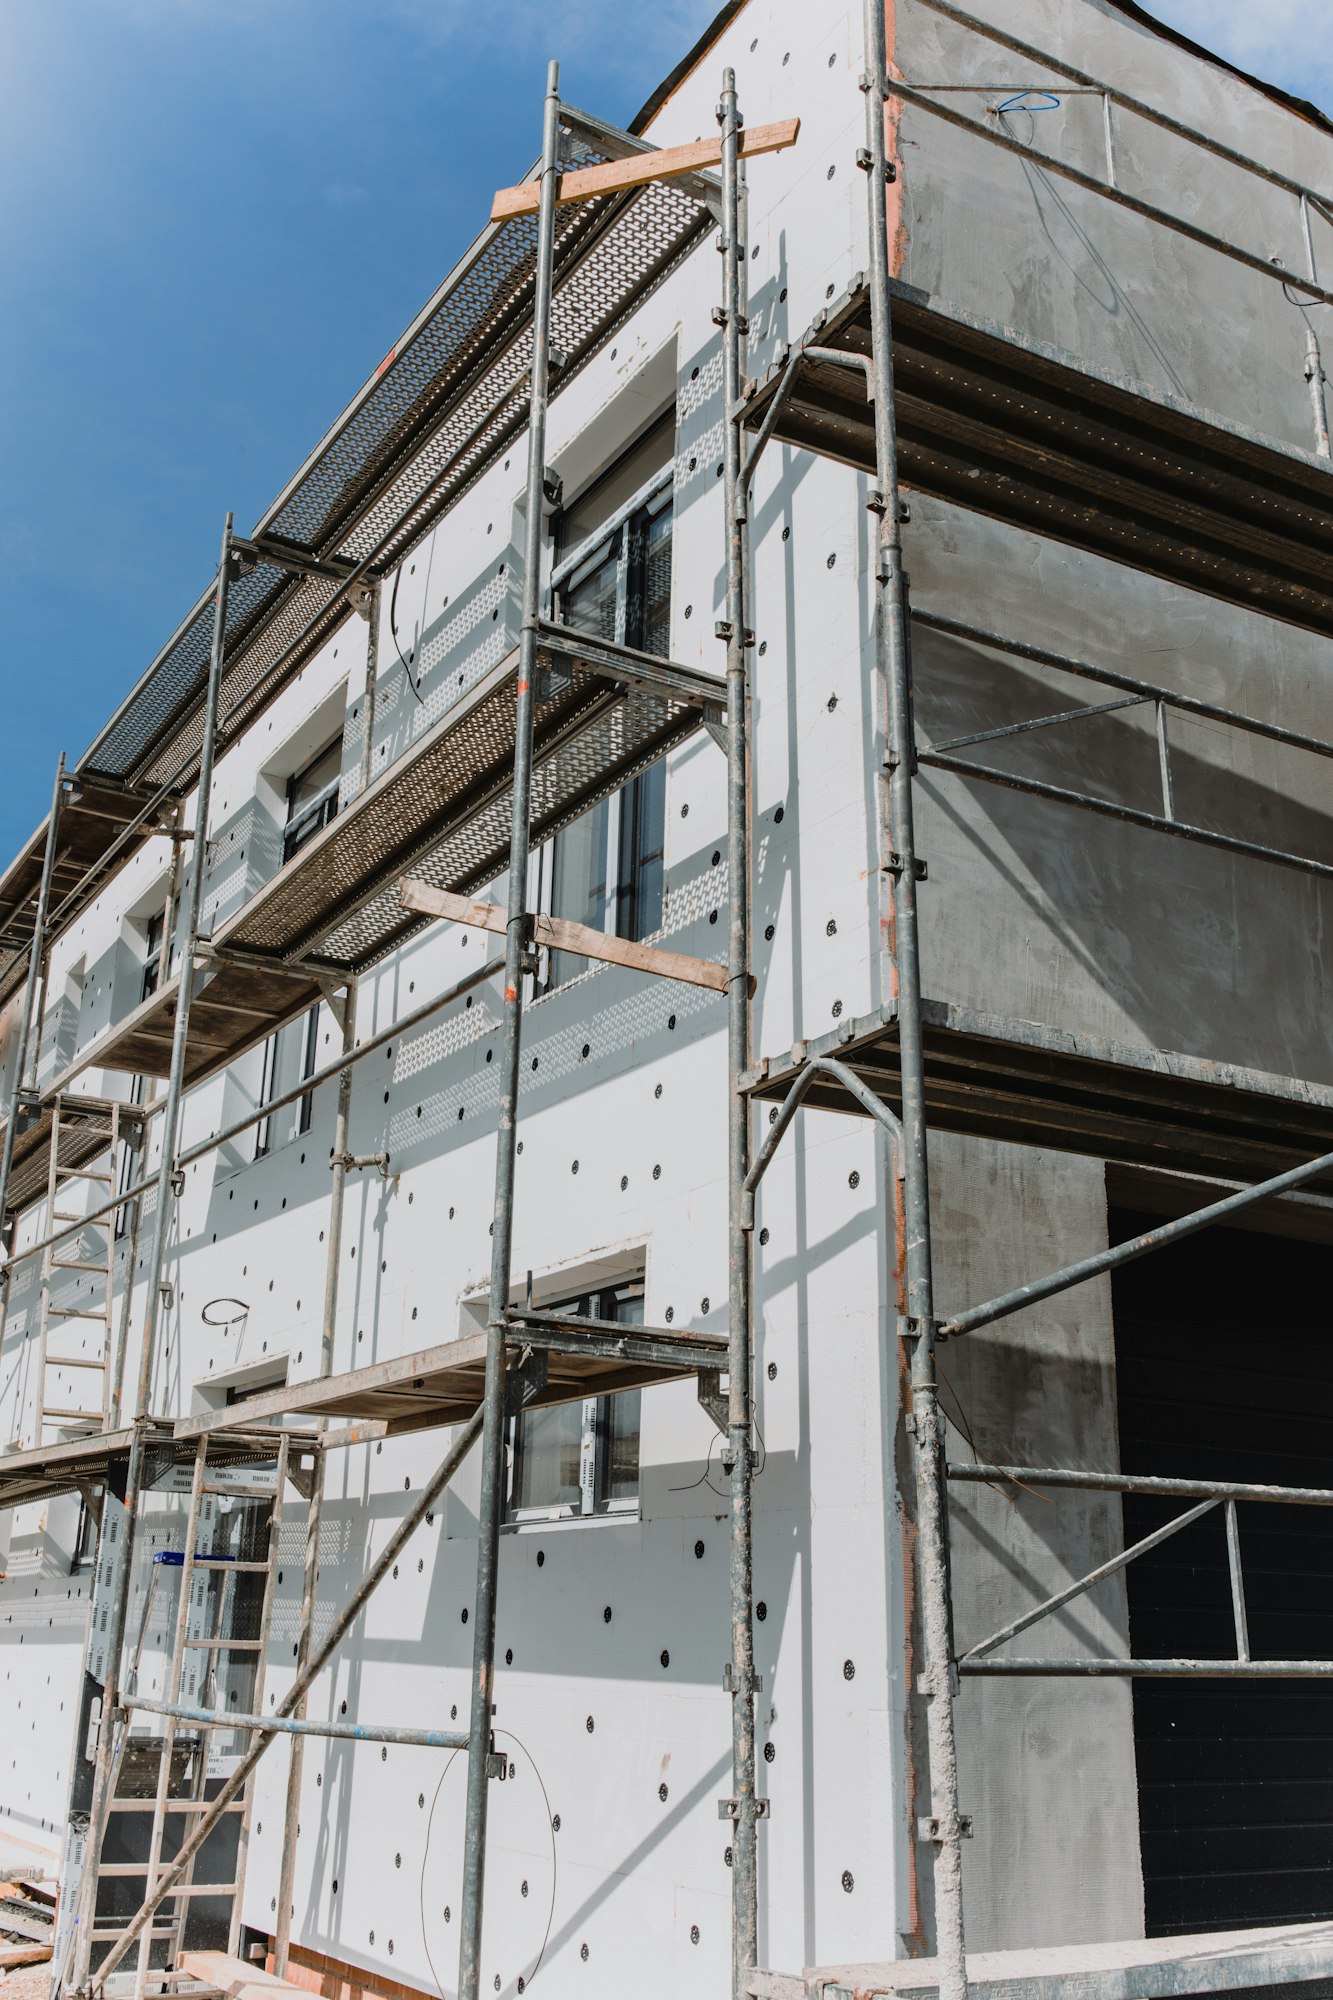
(174, 1315, 729, 1441)
(747, 1000, 1333, 1194)
(741, 281, 1333, 638)
(747, 1916, 1333, 1999)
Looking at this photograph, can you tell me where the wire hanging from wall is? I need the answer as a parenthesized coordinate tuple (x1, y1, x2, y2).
(391, 565, 426, 708)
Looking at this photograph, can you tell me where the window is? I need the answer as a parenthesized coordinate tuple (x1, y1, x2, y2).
(70, 1494, 99, 1573)
(507, 1284, 643, 1520)
(282, 736, 343, 864)
(545, 414, 673, 987)
(254, 1006, 319, 1158)
(141, 909, 165, 1002)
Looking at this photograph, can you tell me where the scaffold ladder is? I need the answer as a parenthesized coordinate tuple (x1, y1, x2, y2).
(80, 1432, 293, 1995)
(34, 1101, 129, 1442)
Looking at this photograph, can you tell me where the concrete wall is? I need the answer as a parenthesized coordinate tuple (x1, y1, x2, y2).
(2, 0, 1332, 1989)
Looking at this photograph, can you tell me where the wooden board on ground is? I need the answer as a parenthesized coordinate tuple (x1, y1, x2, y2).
(179, 1950, 311, 2000)
(0, 1940, 52, 1970)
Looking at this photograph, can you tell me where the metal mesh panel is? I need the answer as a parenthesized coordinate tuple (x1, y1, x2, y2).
(337, 181, 706, 570)
(81, 558, 295, 785)
(222, 638, 717, 970)
(78, 153, 710, 797)
(320, 676, 703, 969)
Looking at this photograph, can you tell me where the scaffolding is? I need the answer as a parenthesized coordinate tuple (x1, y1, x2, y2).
(1, 3, 1332, 1998)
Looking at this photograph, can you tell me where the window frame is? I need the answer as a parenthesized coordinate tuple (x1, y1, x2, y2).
(506, 1281, 644, 1525)
(540, 445, 674, 995)
(254, 1004, 320, 1160)
(281, 736, 344, 866)
(550, 462, 674, 631)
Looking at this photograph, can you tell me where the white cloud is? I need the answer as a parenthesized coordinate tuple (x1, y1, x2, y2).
(1145, 0, 1333, 110)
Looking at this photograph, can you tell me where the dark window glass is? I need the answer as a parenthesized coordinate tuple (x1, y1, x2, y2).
(283, 737, 343, 864)
(255, 1005, 320, 1158)
(547, 425, 673, 992)
(508, 1285, 643, 1518)
(141, 910, 164, 1002)
(557, 411, 674, 560)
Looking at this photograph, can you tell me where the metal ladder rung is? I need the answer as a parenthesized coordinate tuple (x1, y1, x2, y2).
(107, 1798, 246, 1815)
(43, 1355, 108, 1370)
(89, 1926, 182, 1941)
(94, 1868, 239, 1893)
(56, 1165, 113, 1182)
(52, 1257, 111, 1273)
(40, 1408, 104, 1422)
(51, 1209, 84, 1222)
(181, 1637, 264, 1651)
(46, 1305, 110, 1319)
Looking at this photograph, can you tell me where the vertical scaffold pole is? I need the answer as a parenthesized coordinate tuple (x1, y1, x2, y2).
(70, 511, 235, 1997)
(273, 974, 357, 1974)
(861, 4, 967, 1994)
(719, 65, 760, 2000)
(0, 753, 67, 1294)
(456, 60, 562, 2000)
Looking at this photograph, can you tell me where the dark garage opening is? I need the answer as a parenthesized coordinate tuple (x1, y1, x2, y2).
(1111, 1210, 1333, 1938)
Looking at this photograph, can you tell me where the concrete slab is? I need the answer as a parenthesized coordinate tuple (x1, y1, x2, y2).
(749, 1920, 1333, 1997)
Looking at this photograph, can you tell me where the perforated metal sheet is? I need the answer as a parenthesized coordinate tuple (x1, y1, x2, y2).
(222, 629, 723, 972)
(77, 144, 711, 796)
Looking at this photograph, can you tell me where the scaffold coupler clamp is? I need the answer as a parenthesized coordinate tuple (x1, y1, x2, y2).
(722, 1661, 763, 1695)
(917, 1810, 973, 1843)
(517, 912, 541, 979)
(717, 1795, 770, 1823)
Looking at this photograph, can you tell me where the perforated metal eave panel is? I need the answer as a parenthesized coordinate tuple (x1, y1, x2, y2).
(78, 151, 711, 795)
(221, 632, 723, 973)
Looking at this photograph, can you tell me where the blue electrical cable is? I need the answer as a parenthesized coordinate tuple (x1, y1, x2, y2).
(995, 90, 1061, 114)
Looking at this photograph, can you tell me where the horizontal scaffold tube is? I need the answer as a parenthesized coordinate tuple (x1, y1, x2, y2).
(128, 1696, 467, 1750)
(939, 1145, 1333, 1337)
(4, 955, 505, 1277)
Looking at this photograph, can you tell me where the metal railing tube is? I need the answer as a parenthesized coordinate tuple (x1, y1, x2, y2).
(70, 513, 236, 1993)
(864, 2, 967, 1990)
(939, 1144, 1333, 1338)
(3, 957, 505, 1280)
(127, 1697, 469, 1750)
(720, 64, 761, 2000)
(272, 974, 358, 1976)
(741, 1056, 903, 1231)
(86, 1407, 484, 1991)
(0, 754, 66, 1293)
(457, 59, 562, 2000)
(959, 1497, 1219, 1666)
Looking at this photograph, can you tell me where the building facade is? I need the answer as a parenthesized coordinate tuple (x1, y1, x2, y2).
(2, 2, 1333, 1997)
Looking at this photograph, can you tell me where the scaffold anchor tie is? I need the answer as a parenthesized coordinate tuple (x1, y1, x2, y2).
(886, 851, 927, 880)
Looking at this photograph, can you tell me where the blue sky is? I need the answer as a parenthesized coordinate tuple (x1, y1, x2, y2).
(1, 0, 1328, 859)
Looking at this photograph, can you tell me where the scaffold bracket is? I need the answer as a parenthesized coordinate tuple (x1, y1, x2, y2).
(886, 852, 928, 880)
